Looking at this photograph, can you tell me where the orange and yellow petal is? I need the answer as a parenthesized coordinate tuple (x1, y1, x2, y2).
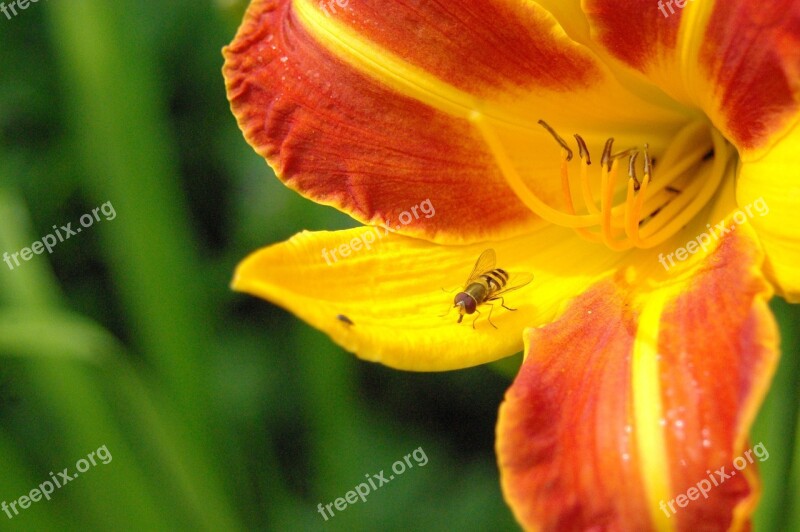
(496, 223, 778, 531)
(585, 0, 800, 155)
(583, 0, 683, 78)
(223, 0, 686, 245)
(699, 1, 800, 155)
(231, 224, 628, 371)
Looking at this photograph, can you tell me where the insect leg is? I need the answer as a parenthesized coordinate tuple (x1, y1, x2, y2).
(497, 296, 517, 312)
(471, 308, 482, 329)
(484, 302, 498, 329)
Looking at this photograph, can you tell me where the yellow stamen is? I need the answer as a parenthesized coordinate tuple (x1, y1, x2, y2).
(471, 111, 602, 228)
(626, 174, 650, 245)
(471, 112, 727, 253)
(578, 142, 601, 215)
(601, 160, 634, 251)
(561, 153, 604, 244)
(636, 129, 728, 248)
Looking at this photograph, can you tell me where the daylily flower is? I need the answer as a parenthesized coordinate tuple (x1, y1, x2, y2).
(223, 0, 798, 529)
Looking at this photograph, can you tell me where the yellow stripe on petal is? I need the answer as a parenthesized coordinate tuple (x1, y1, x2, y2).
(294, 0, 478, 121)
(632, 293, 673, 532)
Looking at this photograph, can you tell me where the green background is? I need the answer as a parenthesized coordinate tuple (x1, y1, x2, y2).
(0, 1, 797, 530)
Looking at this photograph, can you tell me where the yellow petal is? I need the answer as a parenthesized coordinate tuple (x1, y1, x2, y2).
(231, 226, 626, 371)
(738, 119, 800, 302)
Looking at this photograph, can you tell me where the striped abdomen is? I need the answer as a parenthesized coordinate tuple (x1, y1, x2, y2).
(479, 268, 509, 295)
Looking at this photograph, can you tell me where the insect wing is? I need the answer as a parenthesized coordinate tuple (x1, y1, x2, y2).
(490, 271, 534, 298)
(463, 249, 496, 286)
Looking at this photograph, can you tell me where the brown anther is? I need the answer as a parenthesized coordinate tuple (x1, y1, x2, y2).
(601, 138, 615, 170)
(574, 134, 591, 165)
(643, 144, 652, 178)
(538, 119, 573, 161)
(628, 151, 641, 191)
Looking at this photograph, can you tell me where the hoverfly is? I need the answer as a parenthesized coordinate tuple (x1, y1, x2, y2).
(451, 249, 533, 329)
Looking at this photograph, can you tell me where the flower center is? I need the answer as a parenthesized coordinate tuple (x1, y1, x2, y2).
(471, 113, 731, 251)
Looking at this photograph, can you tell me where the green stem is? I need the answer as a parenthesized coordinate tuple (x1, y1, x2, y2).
(752, 299, 800, 531)
(46, 0, 212, 427)
(45, 2, 240, 524)
(0, 188, 63, 309)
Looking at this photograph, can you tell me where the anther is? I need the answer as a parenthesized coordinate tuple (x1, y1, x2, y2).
(601, 138, 615, 171)
(538, 120, 573, 161)
(575, 134, 591, 165)
(643, 144, 652, 177)
(628, 151, 641, 191)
